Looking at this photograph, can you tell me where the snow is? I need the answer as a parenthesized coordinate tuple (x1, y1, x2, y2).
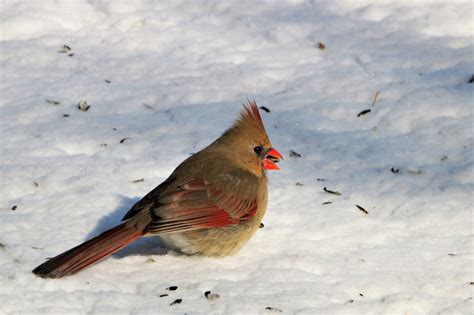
(1, 0, 472, 314)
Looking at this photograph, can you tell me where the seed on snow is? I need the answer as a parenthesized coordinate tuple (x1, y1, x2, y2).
(357, 109, 371, 117)
(120, 137, 132, 144)
(323, 187, 341, 195)
(46, 99, 61, 105)
(170, 299, 182, 305)
(204, 290, 220, 301)
(356, 205, 368, 214)
(289, 150, 302, 157)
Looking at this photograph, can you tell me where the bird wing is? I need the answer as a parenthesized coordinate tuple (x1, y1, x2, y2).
(145, 178, 258, 234)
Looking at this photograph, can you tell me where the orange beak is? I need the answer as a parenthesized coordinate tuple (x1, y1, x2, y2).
(262, 147, 283, 170)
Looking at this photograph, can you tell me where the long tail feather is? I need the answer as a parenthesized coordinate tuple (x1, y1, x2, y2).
(32, 223, 144, 278)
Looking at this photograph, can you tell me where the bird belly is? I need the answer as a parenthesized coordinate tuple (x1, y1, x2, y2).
(159, 219, 261, 257)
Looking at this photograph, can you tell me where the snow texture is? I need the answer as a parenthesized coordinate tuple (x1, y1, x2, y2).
(1, 0, 472, 314)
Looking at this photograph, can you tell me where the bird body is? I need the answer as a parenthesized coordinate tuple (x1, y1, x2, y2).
(33, 100, 281, 278)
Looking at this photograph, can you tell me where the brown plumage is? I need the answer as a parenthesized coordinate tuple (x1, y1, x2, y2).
(32, 100, 282, 278)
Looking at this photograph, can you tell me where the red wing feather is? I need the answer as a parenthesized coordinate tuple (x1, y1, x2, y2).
(147, 180, 257, 234)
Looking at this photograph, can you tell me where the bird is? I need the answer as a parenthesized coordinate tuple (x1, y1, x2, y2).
(32, 100, 282, 278)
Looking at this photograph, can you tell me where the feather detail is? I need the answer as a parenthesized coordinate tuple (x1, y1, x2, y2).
(236, 100, 265, 133)
(217, 100, 271, 149)
(147, 179, 258, 234)
(32, 223, 144, 278)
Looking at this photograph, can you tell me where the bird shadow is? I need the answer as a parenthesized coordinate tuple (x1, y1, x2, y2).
(85, 195, 170, 257)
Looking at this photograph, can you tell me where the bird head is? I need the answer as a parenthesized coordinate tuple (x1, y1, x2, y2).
(217, 100, 283, 177)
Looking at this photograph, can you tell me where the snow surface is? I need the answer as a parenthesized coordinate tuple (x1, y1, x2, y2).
(1, 0, 473, 314)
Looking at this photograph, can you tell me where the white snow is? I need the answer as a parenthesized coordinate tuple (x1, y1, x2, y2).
(1, 0, 472, 314)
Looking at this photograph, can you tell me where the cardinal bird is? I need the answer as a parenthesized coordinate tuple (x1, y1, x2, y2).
(33, 100, 282, 278)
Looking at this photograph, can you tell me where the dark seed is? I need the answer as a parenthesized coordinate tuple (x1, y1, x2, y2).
(104, 79, 111, 83)
(159, 294, 168, 298)
(448, 253, 456, 256)
(46, 99, 61, 105)
(143, 103, 154, 110)
(170, 299, 182, 306)
(295, 182, 303, 186)
(344, 299, 354, 305)
(167, 286, 178, 291)
(468, 74, 474, 83)
(120, 137, 132, 144)
(359, 293, 364, 297)
(204, 291, 220, 301)
(259, 223, 264, 228)
(57, 45, 71, 53)
(316, 178, 326, 182)
(470, 282, 474, 285)
(357, 109, 371, 117)
(0, 243, 5, 249)
(11, 205, 17, 211)
(356, 205, 368, 214)
(317, 41, 325, 50)
(63, 114, 70, 117)
(440, 155, 448, 161)
(32, 181, 39, 187)
(289, 150, 302, 158)
(323, 187, 341, 195)
(391, 167, 399, 174)
(100, 143, 107, 147)
(132, 178, 144, 183)
(259, 106, 270, 113)
(322, 201, 332, 205)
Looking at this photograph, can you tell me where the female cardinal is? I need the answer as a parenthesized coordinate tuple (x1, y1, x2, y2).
(33, 100, 282, 278)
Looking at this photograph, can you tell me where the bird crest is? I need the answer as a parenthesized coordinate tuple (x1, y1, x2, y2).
(222, 100, 270, 145)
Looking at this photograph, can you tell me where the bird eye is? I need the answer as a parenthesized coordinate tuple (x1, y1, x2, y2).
(253, 146, 263, 155)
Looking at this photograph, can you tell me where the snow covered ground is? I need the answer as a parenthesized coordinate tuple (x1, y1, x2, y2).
(1, 0, 472, 314)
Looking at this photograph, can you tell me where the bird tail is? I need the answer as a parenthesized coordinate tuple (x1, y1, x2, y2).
(32, 222, 145, 278)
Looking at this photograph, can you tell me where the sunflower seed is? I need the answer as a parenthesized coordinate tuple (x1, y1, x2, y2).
(357, 109, 371, 117)
(170, 299, 182, 306)
(289, 150, 302, 157)
(46, 99, 61, 105)
(204, 291, 220, 301)
(323, 187, 341, 195)
(120, 137, 132, 144)
(356, 205, 368, 214)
